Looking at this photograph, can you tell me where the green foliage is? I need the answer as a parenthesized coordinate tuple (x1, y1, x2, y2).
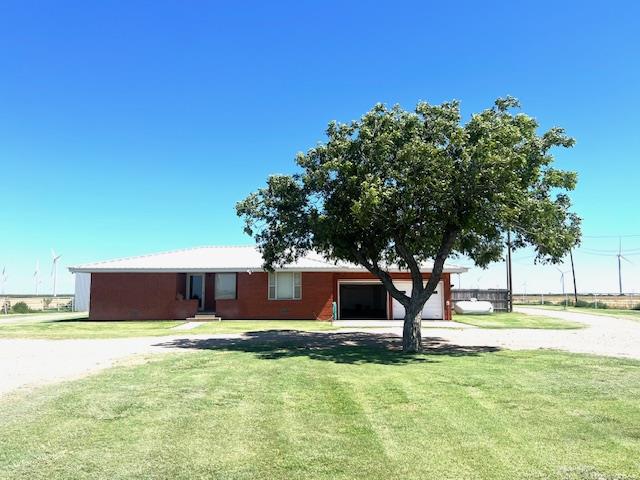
(10, 302, 31, 314)
(631, 304, 640, 311)
(574, 299, 591, 308)
(237, 97, 580, 350)
(572, 300, 608, 309)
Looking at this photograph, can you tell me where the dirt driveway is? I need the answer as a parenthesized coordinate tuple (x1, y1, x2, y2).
(1, 308, 639, 397)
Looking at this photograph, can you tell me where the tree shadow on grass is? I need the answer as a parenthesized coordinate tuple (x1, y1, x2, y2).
(154, 330, 500, 365)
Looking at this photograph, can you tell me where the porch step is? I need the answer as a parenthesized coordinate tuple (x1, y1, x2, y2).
(187, 313, 222, 322)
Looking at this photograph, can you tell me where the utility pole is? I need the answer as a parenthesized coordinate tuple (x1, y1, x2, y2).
(618, 237, 623, 295)
(506, 231, 513, 312)
(569, 249, 578, 303)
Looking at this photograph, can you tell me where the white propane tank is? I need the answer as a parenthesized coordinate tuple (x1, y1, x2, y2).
(453, 298, 494, 315)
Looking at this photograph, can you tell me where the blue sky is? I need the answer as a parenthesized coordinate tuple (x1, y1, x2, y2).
(1, 0, 639, 294)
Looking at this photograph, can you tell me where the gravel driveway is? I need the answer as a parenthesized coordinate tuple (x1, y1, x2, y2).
(0, 333, 247, 397)
(338, 307, 640, 360)
(1, 308, 639, 396)
(428, 307, 640, 359)
(0, 337, 160, 396)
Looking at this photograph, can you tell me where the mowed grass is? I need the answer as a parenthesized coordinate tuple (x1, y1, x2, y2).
(0, 319, 337, 339)
(523, 304, 640, 322)
(0, 311, 579, 339)
(454, 312, 583, 329)
(1, 336, 639, 480)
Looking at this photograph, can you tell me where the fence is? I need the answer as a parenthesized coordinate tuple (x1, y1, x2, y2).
(451, 289, 510, 312)
(514, 293, 640, 310)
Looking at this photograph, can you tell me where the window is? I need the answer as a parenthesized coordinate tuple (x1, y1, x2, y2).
(215, 273, 237, 300)
(268, 272, 301, 300)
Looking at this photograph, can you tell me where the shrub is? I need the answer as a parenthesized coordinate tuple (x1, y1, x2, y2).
(569, 299, 608, 309)
(11, 302, 31, 314)
(632, 303, 640, 311)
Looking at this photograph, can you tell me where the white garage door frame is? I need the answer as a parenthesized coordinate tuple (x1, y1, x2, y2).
(391, 280, 444, 320)
(336, 280, 390, 320)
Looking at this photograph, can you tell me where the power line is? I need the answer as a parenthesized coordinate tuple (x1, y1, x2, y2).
(582, 234, 640, 239)
(580, 247, 640, 254)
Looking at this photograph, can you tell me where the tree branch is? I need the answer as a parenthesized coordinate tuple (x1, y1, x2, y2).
(352, 249, 410, 306)
(395, 241, 424, 296)
(417, 228, 458, 304)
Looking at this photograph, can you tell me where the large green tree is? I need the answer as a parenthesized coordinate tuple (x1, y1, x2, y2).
(237, 97, 580, 352)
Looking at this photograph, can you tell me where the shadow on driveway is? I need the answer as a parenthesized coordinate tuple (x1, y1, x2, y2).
(154, 330, 500, 365)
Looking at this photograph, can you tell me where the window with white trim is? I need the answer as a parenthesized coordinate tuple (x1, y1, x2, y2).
(268, 272, 301, 300)
(215, 273, 237, 300)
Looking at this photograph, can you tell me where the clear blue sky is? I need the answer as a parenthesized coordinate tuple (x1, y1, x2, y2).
(1, 0, 639, 294)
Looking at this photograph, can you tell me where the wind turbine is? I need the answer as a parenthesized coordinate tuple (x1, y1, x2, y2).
(617, 238, 633, 295)
(556, 267, 569, 309)
(0, 267, 6, 314)
(34, 261, 41, 295)
(51, 249, 62, 297)
(1, 266, 6, 295)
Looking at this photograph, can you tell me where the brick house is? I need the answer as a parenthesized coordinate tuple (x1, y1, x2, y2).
(69, 246, 467, 321)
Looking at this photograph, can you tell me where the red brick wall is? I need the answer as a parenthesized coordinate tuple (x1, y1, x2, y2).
(442, 273, 452, 321)
(215, 272, 335, 320)
(89, 270, 454, 321)
(90, 273, 197, 320)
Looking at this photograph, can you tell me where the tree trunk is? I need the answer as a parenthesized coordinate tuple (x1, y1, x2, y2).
(402, 304, 422, 352)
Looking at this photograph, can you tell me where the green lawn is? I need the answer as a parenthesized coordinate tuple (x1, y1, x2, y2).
(520, 304, 640, 322)
(0, 319, 337, 339)
(0, 311, 586, 339)
(1, 334, 639, 479)
(454, 312, 583, 329)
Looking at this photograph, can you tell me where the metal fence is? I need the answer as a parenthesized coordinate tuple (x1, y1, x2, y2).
(452, 289, 510, 312)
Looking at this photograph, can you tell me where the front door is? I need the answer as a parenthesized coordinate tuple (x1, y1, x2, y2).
(187, 274, 205, 311)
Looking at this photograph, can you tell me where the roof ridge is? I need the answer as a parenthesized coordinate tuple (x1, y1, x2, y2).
(73, 244, 257, 268)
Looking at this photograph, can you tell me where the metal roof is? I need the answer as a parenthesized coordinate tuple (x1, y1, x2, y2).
(68, 245, 469, 274)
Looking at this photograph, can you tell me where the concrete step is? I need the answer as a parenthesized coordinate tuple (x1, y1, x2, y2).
(187, 313, 222, 322)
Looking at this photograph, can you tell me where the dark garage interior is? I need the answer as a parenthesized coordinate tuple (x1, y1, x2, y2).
(339, 284, 387, 319)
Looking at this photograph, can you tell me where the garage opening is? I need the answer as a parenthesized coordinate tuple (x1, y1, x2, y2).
(339, 284, 387, 319)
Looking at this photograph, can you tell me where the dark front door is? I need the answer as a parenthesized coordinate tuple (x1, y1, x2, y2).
(187, 274, 205, 311)
(339, 284, 387, 319)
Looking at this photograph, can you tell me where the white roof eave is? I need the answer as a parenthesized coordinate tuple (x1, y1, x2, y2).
(68, 266, 469, 274)
(67, 245, 469, 274)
